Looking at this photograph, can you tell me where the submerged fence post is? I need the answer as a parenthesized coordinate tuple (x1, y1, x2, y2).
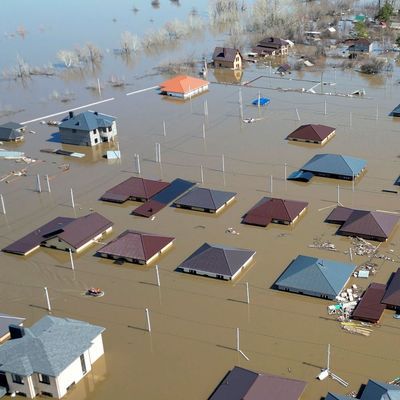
(284, 163, 287, 181)
(239, 89, 243, 120)
(337, 185, 340, 205)
(145, 308, 152, 333)
(155, 265, 160, 287)
(204, 100, 208, 117)
(69, 249, 75, 271)
(0, 194, 5, 215)
(36, 174, 42, 193)
(296, 108, 300, 121)
(246, 282, 250, 304)
(163, 120, 166, 137)
(349, 112, 352, 128)
(270, 175, 273, 193)
(45, 175, 51, 193)
(376, 104, 379, 121)
(44, 287, 51, 312)
(70, 188, 75, 209)
(222, 154, 225, 173)
(97, 78, 102, 97)
(202, 123, 206, 139)
(135, 154, 141, 174)
(324, 99, 327, 116)
(236, 327, 240, 351)
(200, 165, 204, 184)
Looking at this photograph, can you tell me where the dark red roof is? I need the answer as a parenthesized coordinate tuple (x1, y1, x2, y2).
(209, 366, 306, 400)
(100, 177, 170, 203)
(132, 199, 165, 217)
(57, 213, 113, 249)
(2, 217, 74, 255)
(326, 207, 400, 241)
(98, 230, 174, 262)
(382, 268, 400, 307)
(352, 283, 386, 323)
(242, 197, 308, 227)
(286, 124, 335, 142)
(325, 206, 354, 224)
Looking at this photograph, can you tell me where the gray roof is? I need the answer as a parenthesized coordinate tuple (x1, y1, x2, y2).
(0, 316, 104, 376)
(0, 122, 24, 141)
(178, 243, 255, 278)
(173, 187, 236, 211)
(59, 111, 115, 132)
(275, 255, 355, 298)
(0, 313, 25, 339)
(301, 154, 366, 177)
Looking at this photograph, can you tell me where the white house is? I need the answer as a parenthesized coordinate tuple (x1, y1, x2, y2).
(59, 111, 117, 147)
(0, 316, 105, 399)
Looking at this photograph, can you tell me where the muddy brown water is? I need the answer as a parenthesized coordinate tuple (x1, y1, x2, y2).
(1, 21, 400, 399)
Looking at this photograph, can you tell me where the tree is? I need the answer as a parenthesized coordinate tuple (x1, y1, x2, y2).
(57, 50, 79, 68)
(120, 31, 141, 54)
(76, 43, 103, 67)
(376, 2, 394, 22)
(396, 35, 400, 47)
(354, 21, 368, 38)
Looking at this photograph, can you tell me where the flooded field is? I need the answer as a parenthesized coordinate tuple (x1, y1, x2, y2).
(1, 1, 400, 400)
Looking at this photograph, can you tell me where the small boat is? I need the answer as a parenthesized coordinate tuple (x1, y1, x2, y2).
(46, 120, 60, 126)
(86, 288, 104, 297)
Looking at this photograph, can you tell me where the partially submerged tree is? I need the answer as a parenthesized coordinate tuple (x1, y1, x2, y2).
(376, 2, 394, 22)
(57, 50, 79, 68)
(354, 21, 368, 38)
(120, 31, 141, 54)
(360, 57, 386, 74)
(76, 43, 103, 67)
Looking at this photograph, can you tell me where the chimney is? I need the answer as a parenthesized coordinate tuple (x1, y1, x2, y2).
(9, 324, 25, 339)
(69, 111, 74, 119)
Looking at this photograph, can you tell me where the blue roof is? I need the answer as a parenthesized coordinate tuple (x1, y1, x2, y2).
(391, 104, 400, 116)
(325, 394, 352, 400)
(252, 97, 270, 106)
(59, 111, 115, 132)
(0, 316, 104, 376)
(275, 255, 355, 298)
(301, 154, 366, 177)
(287, 170, 314, 182)
(360, 380, 400, 400)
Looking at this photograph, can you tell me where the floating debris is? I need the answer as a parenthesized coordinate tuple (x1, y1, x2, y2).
(41, 148, 85, 158)
(309, 237, 337, 251)
(46, 120, 60, 126)
(226, 227, 240, 235)
(341, 322, 372, 336)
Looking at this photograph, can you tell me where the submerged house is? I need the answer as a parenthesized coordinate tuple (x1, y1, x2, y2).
(0, 313, 24, 343)
(345, 38, 373, 54)
(100, 177, 170, 203)
(274, 255, 355, 300)
(212, 47, 243, 69)
(59, 111, 117, 146)
(97, 230, 174, 265)
(209, 366, 306, 400)
(288, 153, 366, 182)
(173, 187, 236, 213)
(325, 206, 399, 242)
(286, 124, 336, 145)
(351, 283, 386, 323)
(242, 197, 308, 227)
(0, 122, 25, 142)
(0, 316, 105, 399)
(381, 268, 400, 311)
(177, 243, 255, 280)
(252, 37, 290, 57)
(390, 103, 400, 117)
(158, 75, 209, 99)
(2, 212, 113, 255)
(325, 379, 400, 400)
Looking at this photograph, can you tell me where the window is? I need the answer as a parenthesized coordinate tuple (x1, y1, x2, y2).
(80, 354, 87, 375)
(39, 374, 50, 385)
(12, 373, 24, 384)
(41, 392, 53, 397)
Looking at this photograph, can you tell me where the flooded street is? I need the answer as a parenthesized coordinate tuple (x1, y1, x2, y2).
(1, 1, 400, 399)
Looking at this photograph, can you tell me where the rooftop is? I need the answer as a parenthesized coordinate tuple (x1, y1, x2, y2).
(59, 111, 115, 132)
(286, 124, 335, 142)
(98, 230, 174, 262)
(0, 313, 25, 340)
(351, 283, 386, 323)
(159, 75, 209, 94)
(178, 243, 255, 278)
(0, 316, 104, 376)
(382, 268, 400, 307)
(242, 197, 308, 227)
(212, 47, 241, 62)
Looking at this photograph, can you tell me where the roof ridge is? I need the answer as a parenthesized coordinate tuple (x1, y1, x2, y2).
(369, 211, 393, 237)
(221, 248, 235, 275)
(314, 258, 338, 295)
(339, 155, 357, 176)
(208, 189, 218, 209)
(280, 199, 293, 220)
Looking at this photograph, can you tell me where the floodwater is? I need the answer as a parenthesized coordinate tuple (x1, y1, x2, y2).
(1, 2, 400, 400)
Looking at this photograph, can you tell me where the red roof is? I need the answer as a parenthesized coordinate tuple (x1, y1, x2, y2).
(286, 124, 335, 142)
(132, 199, 165, 218)
(159, 75, 209, 94)
(242, 197, 308, 227)
(352, 283, 386, 323)
(98, 230, 174, 262)
(100, 177, 170, 203)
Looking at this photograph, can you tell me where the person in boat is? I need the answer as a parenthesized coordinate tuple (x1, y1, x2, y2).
(87, 287, 103, 296)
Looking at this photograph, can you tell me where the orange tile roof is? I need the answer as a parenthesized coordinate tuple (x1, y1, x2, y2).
(159, 75, 209, 94)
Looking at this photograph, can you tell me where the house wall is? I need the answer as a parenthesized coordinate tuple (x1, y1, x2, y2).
(276, 285, 335, 300)
(99, 121, 117, 143)
(5, 373, 35, 398)
(163, 85, 209, 99)
(59, 128, 95, 147)
(181, 267, 231, 280)
(214, 54, 242, 70)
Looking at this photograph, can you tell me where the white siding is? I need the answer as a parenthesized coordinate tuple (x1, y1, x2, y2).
(6, 373, 35, 398)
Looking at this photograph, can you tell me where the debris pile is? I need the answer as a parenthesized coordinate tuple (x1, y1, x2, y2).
(340, 322, 372, 337)
(309, 236, 337, 251)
